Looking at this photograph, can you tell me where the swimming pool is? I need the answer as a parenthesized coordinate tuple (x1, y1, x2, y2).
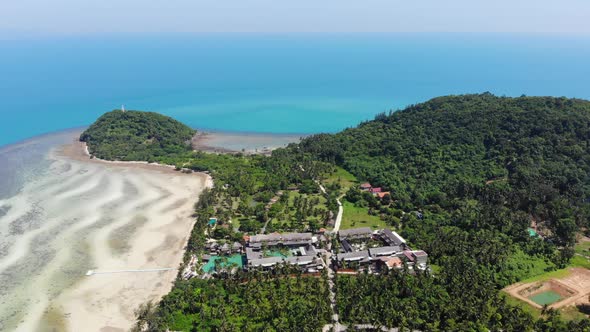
(202, 254, 244, 273)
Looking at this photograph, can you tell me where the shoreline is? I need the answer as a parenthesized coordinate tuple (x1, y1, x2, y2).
(191, 130, 307, 155)
(1, 127, 310, 155)
(47, 138, 213, 332)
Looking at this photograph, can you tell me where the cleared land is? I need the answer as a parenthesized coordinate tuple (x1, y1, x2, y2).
(504, 268, 590, 312)
(340, 200, 387, 230)
(323, 166, 358, 195)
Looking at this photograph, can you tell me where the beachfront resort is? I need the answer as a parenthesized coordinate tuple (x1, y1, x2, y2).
(183, 226, 428, 279)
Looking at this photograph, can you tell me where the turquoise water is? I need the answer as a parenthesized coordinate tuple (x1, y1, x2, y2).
(529, 290, 563, 306)
(1, 34, 590, 147)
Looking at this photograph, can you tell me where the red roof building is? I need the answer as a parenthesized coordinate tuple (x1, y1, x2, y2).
(385, 257, 403, 269)
(370, 187, 382, 194)
(360, 183, 372, 190)
(376, 192, 391, 199)
(403, 250, 415, 262)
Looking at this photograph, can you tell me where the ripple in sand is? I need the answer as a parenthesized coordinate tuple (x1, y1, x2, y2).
(108, 215, 149, 256)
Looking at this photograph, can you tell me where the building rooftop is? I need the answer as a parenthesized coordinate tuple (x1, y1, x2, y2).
(412, 250, 428, 257)
(382, 229, 406, 246)
(249, 232, 313, 245)
(403, 250, 415, 262)
(369, 246, 402, 257)
(337, 250, 370, 262)
(376, 192, 391, 199)
(341, 239, 353, 252)
(248, 256, 284, 267)
(285, 256, 314, 265)
(339, 227, 373, 239)
(385, 257, 403, 269)
(245, 247, 263, 260)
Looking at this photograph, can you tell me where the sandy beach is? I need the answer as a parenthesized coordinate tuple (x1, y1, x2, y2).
(0, 136, 211, 332)
(192, 130, 306, 154)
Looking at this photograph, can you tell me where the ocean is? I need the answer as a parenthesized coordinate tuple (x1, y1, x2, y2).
(1, 33, 589, 148)
(1, 33, 590, 330)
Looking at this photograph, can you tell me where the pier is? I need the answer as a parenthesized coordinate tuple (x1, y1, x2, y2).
(86, 268, 173, 276)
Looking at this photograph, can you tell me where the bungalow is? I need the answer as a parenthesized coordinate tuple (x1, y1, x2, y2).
(360, 183, 372, 191)
(370, 187, 382, 194)
(403, 250, 415, 263)
(232, 242, 243, 253)
(382, 256, 403, 269)
(412, 250, 428, 265)
(220, 243, 231, 254)
(376, 192, 391, 199)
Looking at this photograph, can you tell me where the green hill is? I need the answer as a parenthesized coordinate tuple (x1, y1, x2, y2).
(294, 93, 590, 329)
(80, 110, 195, 161)
(300, 93, 590, 245)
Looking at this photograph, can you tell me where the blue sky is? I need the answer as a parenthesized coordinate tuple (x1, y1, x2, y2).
(1, 0, 589, 35)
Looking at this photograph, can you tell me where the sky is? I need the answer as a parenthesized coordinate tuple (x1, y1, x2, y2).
(1, 0, 589, 36)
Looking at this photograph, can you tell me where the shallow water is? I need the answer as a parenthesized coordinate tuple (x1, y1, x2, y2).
(0, 131, 205, 331)
(529, 290, 563, 306)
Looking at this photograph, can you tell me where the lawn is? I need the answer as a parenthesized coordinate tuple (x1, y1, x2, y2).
(520, 268, 572, 284)
(503, 294, 542, 319)
(323, 166, 358, 194)
(340, 200, 387, 230)
(575, 240, 590, 256)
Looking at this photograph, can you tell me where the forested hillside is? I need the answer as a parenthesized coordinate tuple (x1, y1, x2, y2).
(80, 110, 195, 161)
(301, 93, 590, 248)
(297, 94, 590, 329)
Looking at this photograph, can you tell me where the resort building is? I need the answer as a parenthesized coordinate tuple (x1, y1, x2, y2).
(248, 232, 314, 247)
(360, 183, 372, 191)
(244, 232, 323, 271)
(412, 250, 428, 266)
(333, 228, 428, 272)
(370, 187, 382, 194)
(337, 250, 370, 263)
(381, 256, 403, 270)
(369, 246, 402, 257)
(381, 229, 407, 248)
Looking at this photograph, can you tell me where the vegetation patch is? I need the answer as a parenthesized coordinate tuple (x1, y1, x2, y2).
(80, 110, 195, 161)
(340, 199, 387, 230)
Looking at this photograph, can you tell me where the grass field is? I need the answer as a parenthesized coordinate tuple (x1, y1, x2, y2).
(520, 268, 572, 284)
(340, 200, 387, 230)
(575, 240, 590, 256)
(323, 166, 357, 195)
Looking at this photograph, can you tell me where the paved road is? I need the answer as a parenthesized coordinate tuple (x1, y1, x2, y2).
(302, 165, 347, 331)
(316, 182, 344, 233)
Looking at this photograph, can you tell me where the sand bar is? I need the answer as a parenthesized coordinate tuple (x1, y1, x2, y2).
(2, 137, 211, 332)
